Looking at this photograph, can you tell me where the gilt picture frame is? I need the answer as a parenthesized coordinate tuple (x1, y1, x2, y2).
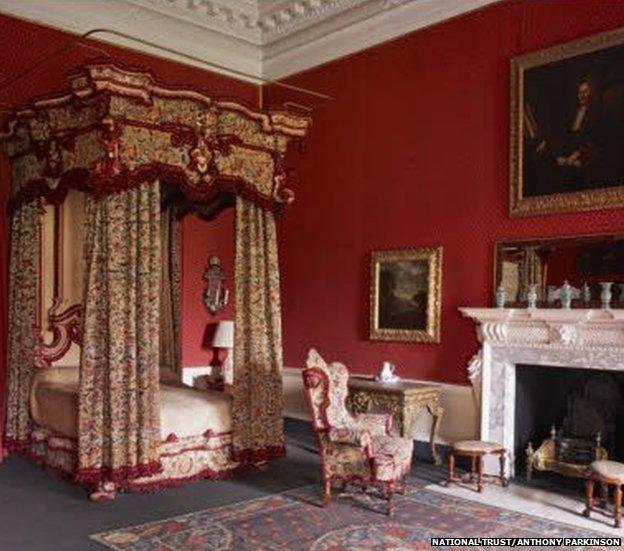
(369, 247, 442, 343)
(510, 26, 624, 217)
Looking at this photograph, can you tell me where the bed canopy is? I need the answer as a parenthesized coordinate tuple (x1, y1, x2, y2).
(2, 64, 310, 497)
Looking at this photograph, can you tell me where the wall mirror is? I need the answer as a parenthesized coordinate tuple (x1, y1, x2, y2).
(494, 234, 624, 307)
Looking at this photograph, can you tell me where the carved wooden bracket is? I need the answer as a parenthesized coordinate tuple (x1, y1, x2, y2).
(36, 300, 82, 368)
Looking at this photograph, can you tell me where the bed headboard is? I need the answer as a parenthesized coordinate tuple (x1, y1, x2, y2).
(36, 300, 82, 368)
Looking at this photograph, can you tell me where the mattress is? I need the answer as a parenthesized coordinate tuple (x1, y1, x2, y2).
(30, 366, 232, 440)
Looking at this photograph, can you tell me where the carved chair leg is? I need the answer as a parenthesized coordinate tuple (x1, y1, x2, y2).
(334, 479, 347, 494)
(447, 451, 456, 486)
(387, 483, 395, 516)
(615, 485, 622, 529)
(427, 402, 443, 466)
(583, 478, 594, 518)
(477, 455, 484, 493)
(396, 479, 406, 495)
(600, 482, 609, 509)
(323, 477, 332, 506)
(471, 455, 477, 481)
(526, 454, 533, 481)
(499, 451, 508, 487)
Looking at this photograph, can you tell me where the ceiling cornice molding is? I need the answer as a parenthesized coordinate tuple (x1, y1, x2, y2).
(124, 0, 370, 46)
(262, 0, 501, 79)
(0, 0, 263, 84)
(0, 0, 501, 84)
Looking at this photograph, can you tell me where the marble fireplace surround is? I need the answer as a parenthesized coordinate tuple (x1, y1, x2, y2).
(459, 308, 624, 477)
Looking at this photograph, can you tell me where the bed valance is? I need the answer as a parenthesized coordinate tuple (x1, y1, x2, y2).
(3, 64, 310, 211)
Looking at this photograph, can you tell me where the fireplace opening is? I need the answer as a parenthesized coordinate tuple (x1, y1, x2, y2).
(515, 364, 624, 483)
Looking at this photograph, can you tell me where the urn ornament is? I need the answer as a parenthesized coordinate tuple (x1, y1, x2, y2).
(600, 282, 613, 310)
(527, 284, 538, 309)
(495, 285, 506, 309)
(561, 281, 573, 309)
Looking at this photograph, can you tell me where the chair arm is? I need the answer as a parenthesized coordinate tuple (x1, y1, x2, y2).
(328, 427, 372, 448)
(354, 413, 393, 436)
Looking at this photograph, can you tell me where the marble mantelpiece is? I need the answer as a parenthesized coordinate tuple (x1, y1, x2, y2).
(459, 308, 624, 476)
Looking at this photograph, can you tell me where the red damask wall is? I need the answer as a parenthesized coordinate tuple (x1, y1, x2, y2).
(181, 210, 235, 367)
(275, 0, 624, 384)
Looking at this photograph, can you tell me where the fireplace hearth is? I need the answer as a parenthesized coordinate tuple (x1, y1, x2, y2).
(516, 364, 624, 481)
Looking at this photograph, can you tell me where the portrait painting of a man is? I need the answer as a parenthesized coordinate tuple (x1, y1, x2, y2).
(511, 28, 624, 216)
(370, 248, 442, 343)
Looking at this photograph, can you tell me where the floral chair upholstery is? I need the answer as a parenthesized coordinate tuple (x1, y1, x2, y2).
(302, 349, 413, 514)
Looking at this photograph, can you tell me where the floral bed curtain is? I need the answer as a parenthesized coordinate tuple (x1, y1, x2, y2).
(232, 196, 285, 463)
(76, 181, 162, 485)
(4, 200, 41, 452)
(159, 206, 181, 375)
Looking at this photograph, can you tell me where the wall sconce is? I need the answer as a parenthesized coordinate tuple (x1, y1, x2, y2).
(203, 255, 229, 315)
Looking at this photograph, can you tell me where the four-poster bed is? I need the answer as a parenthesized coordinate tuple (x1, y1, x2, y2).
(1, 64, 310, 499)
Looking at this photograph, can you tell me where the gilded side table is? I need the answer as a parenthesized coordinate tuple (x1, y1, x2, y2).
(347, 377, 444, 465)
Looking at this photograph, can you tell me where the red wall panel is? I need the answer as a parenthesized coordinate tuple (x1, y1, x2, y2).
(0, 14, 256, 106)
(180, 209, 235, 367)
(275, 0, 624, 384)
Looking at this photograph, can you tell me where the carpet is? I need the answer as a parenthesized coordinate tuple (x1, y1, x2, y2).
(91, 481, 615, 550)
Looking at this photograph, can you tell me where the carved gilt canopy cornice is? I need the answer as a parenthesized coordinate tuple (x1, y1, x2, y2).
(2, 64, 311, 211)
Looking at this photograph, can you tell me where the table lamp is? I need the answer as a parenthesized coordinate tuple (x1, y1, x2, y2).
(212, 320, 234, 384)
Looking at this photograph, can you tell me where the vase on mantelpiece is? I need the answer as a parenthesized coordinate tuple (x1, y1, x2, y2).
(600, 282, 613, 310)
(561, 281, 573, 309)
(495, 285, 506, 309)
(526, 284, 538, 309)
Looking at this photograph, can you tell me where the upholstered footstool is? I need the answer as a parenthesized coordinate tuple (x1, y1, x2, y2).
(584, 460, 624, 528)
(447, 440, 508, 492)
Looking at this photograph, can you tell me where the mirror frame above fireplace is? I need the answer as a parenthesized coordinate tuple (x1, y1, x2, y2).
(493, 233, 624, 307)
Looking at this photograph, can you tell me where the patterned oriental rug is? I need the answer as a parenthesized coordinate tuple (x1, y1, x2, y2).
(92, 482, 614, 550)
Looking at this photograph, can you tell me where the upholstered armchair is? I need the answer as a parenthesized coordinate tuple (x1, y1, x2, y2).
(302, 349, 413, 514)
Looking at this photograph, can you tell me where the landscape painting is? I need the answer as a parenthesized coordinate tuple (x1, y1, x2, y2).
(370, 248, 442, 343)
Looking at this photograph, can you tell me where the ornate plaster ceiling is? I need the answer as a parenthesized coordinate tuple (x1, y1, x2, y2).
(0, 0, 500, 81)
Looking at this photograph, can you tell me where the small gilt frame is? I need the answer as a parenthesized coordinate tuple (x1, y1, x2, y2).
(369, 247, 442, 343)
(510, 26, 624, 217)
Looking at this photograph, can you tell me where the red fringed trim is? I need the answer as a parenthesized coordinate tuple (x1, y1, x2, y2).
(160, 442, 231, 457)
(8, 163, 288, 214)
(4, 437, 31, 454)
(231, 444, 286, 465)
(122, 463, 245, 492)
(74, 459, 163, 486)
